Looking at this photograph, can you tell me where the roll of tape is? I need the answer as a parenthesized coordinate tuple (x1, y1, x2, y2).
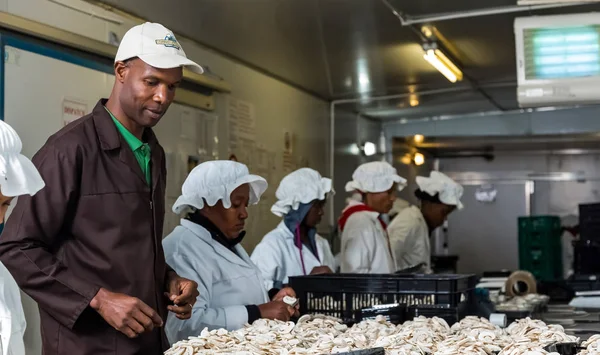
(505, 270, 537, 297)
(489, 313, 507, 328)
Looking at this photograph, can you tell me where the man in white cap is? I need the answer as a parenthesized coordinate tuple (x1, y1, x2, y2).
(0, 23, 200, 354)
(338, 161, 407, 273)
(0, 120, 45, 355)
(388, 171, 463, 273)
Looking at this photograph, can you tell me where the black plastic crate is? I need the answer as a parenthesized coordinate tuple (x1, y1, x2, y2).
(544, 342, 580, 355)
(580, 203, 600, 242)
(406, 303, 467, 326)
(356, 303, 407, 325)
(289, 273, 476, 322)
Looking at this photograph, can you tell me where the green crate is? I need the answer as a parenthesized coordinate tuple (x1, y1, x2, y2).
(518, 216, 563, 281)
(518, 216, 561, 237)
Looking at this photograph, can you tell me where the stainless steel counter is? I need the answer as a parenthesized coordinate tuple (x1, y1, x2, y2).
(541, 305, 600, 340)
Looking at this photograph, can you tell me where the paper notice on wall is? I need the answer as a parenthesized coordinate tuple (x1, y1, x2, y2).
(228, 97, 256, 148)
(62, 98, 87, 126)
(282, 130, 296, 174)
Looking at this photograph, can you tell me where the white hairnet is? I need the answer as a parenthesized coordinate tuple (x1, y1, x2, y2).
(271, 168, 333, 217)
(416, 171, 464, 209)
(172, 160, 268, 214)
(0, 120, 44, 197)
(345, 161, 406, 193)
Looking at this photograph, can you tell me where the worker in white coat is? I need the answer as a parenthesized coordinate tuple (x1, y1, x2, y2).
(388, 171, 463, 273)
(0, 120, 45, 355)
(251, 168, 336, 290)
(339, 161, 407, 273)
(162, 161, 299, 344)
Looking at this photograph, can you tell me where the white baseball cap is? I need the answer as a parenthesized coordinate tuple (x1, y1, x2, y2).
(115, 22, 203, 74)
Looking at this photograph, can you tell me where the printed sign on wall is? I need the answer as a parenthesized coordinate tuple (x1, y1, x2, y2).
(62, 98, 88, 126)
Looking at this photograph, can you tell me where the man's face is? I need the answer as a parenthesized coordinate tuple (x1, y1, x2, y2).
(117, 59, 183, 128)
(0, 192, 13, 222)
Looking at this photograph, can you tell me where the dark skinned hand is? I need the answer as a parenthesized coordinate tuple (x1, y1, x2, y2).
(165, 272, 199, 320)
(90, 288, 163, 339)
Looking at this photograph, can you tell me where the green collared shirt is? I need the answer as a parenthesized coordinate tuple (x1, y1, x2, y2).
(105, 107, 151, 185)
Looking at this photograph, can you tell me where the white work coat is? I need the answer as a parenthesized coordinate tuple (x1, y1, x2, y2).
(0, 262, 26, 355)
(340, 202, 395, 273)
(251, 221, 337, 290)
(388, 206, 431, 272)
(162, 219, 269, 344)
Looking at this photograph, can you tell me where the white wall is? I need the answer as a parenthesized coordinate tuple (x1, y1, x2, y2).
(439, 154, 600, 216)
(0, 1, 330, 353)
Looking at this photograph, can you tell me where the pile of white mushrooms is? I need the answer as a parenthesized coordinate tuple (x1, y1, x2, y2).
(165, 315, 596, 355)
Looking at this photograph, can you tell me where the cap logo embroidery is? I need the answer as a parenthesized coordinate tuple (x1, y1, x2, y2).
(155, 34, 181, 50)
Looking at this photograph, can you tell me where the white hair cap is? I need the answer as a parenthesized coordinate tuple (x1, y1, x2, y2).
(0, 120, 44, 197)
(172, 160, 268, 214)
(271, 168, 334, 217)
(416, 171, 464, 210)
(345, 161, 406, 193)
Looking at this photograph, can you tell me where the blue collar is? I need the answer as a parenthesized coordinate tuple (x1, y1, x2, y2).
(283, 202, 319, 260)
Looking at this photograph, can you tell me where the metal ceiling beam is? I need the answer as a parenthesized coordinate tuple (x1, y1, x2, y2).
(381, 0, 594, 26)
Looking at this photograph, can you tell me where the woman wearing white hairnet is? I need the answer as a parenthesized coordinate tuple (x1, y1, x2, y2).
(162, 161, 298, 343)
(339, 162, 406, 273)
(0, 120, 44, 355)
(388, 171, 463, 273)
(251, 168, 336, 290)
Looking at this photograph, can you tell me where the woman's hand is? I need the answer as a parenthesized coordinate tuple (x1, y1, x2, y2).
(272, 287, 299, 316)
(310, 266, 333, 275)
(258, 301, 295, 321)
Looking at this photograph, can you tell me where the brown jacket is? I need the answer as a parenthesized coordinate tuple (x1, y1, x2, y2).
(0, 100, 171, 354)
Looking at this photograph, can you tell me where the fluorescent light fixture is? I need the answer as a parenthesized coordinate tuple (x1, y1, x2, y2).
(518, 0, 600, 4)
(409, 94, 419, 107)
(363, 142, 376, 156)
(414, 152, 425, 166)
(423, 47, 463, 83)
(422, 26, 434, 38)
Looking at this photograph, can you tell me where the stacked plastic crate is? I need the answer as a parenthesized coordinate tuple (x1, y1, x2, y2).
(518, 216, 563, 281)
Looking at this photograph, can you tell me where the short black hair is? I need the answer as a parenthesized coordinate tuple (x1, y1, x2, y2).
(414, 189, 442, 204)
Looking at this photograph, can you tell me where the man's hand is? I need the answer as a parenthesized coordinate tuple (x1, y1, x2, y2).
(258, 301, 295, 321)
(166, 272, 199, 320)
(271, 287, 299, 317)
(90, 288, 163, 339)
(310, 266, 333, 275)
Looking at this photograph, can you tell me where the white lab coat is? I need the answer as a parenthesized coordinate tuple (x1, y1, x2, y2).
(340, 202, 395, 273)
(0, 262, 26, 355)
(251, 221, 336, 290)
(162, 219, 269, 344)
(388, 206, 431, 272)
